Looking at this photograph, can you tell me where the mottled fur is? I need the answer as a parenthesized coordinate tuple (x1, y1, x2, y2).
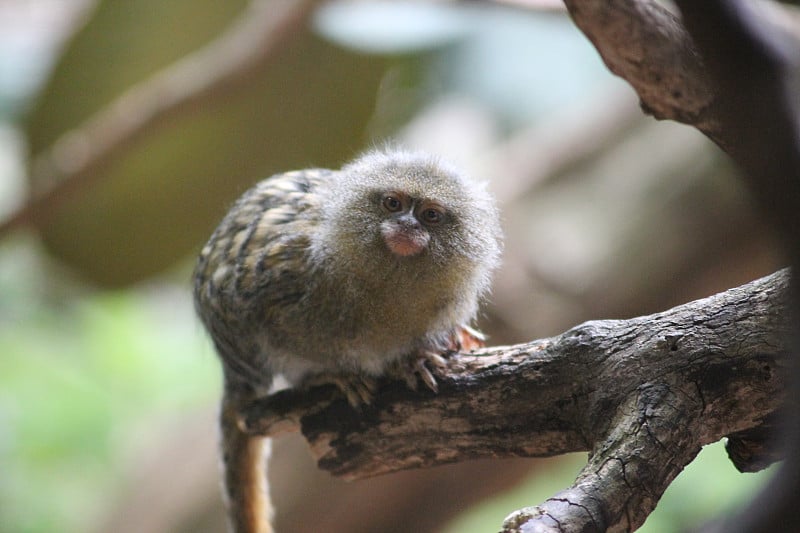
(193, 149, 502, 533)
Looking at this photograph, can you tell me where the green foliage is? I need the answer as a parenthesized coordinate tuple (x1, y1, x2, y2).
(0, 241, 217, 533)
(640, 443, 776, 531)
(442, 454, 586, 533)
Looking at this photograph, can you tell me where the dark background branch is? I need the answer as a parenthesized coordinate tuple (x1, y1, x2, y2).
(674, 2, 800, 532)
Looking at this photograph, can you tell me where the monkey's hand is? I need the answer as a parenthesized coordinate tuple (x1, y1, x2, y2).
(387, 324, 487, 393)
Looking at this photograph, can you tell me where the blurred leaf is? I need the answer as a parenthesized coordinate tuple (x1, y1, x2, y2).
(24, 0, 387, 286)
(0, 279, 218, 533)
(25, 0, 249, 151)
(639, 442, 776, 532)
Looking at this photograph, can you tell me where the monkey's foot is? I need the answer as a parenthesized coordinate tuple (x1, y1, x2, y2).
(301, 373, 377, 408)
(386, 325, 486, 394)
(388, 350, 449, 394)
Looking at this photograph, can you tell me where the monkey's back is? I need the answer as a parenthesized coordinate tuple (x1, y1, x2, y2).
(193, 169, 331, 387)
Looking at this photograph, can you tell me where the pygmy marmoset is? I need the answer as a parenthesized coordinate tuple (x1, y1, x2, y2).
(193, 149, 502, 533)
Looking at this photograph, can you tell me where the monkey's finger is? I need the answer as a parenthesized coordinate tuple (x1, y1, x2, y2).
(360, 375, 378, 393)
(423, 351, 448, 368)
(386, 359, 419, 391)
(304, 374, 374, 407)
(415, 359, 439, 393)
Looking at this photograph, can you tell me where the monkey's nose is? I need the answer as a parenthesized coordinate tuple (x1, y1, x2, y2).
(381, 216, 430, 257)
(395, 213, 422, 230)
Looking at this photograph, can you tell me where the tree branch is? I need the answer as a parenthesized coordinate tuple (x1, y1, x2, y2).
(672, 2, 800, 532)
(530, 2, 800, 528)
(562, 0, 718, 134)
(560, 0, 800, 164)
(242, 269, 790, 531)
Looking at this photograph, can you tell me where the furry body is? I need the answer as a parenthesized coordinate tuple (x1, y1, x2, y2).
(193, 150, 502, 532)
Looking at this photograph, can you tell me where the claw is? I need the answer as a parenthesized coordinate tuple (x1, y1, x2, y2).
(349, 375, 377, 405)
(386, 348, 453, 393)
(414, 357, 439, 393)
(423, 351, 448, 369)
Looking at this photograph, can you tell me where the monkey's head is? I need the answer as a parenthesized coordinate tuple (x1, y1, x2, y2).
(311, 149, 502, 302)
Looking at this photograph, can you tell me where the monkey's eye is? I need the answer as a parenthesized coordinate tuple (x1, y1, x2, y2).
(382, 195, 403, 212)
(420, 207, 444, 225)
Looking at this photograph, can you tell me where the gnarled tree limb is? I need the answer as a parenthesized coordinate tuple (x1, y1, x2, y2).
(562, 0, 718, 133)
(525, 1, 800, 529)
(243, 269, 790, 532)
(561, 0, 800, 163)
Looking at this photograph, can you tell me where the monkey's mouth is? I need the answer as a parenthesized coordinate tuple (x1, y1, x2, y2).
(381, 224, 429, 257)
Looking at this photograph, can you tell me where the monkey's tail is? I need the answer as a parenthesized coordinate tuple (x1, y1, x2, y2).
(221, 391, 273, 533)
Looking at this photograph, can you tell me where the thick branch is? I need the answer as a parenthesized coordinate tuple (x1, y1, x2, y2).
(563, 0, 718, 132)
(674, 2, 800, 532)
(560, 0, 800, 163)
(243, 270, 790, 530)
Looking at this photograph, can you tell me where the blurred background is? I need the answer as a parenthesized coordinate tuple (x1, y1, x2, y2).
(0, 1, 784, 532)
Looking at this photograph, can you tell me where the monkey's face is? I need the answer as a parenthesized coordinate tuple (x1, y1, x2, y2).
(313, 150, 501, 285)
(378, 190, 445, 257)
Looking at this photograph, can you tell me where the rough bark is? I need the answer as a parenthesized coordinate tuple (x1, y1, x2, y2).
(243, 269, 791, 531)
(531, 1, 800, 529)
(562, 0, 718, 134)
(672, 2, 800, 532)
(561, 0, 800, 165)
